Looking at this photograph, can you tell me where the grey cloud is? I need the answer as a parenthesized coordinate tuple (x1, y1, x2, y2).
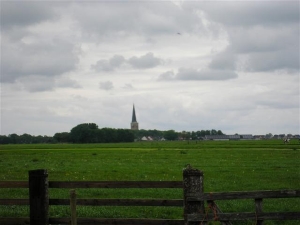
(99, 81, 113, 90)
(1, 2, 58, 30)
(257, 98, 299, 110)
(196, 2, 299, 27)
(158, 68, 237, 81)
(92, 53, 162, 72)
(128, 52, 161, 69)
(176, 68, 238, 80)
(71, 2, 203, 39)
(244, 47, 299, 72)
(1, 1, 79, 87)
(193, 2, 300, 74)
(209, 26, 300, 73)
(15, 75, 81, 92)
(229, 25, 299, 54)
(157, 71, 175, 81)
(209, 48, 236, 70)
(110, 55, 126, 67)
(123, 84, 134, 90)
(55, 77, 82, 89)
(18, 76, 55, 93)
(91, 55, 125, 72)
(2, 38, 79, 83)
(92, 60, 113, 72)
(230, 25, 300, 72)
(2, 27, 30, 42)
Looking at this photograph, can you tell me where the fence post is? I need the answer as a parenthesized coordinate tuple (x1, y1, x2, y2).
(183, 165, 205, 225)
(255, 198, 263, 225)
(29, 169, 49, 225)
(70, 189, 77, 225)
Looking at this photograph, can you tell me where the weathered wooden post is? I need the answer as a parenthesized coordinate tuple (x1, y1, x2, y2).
(255, 198, 263, 225)
(183, 165, 205, 225)
(70, 189, 77, 225)
(29, 169, 49, 225)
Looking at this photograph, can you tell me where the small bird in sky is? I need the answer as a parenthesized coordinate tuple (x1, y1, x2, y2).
(177, 32, 181, 35)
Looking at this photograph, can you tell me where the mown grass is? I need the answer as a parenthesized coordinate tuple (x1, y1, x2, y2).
(0, 140, 299, 225)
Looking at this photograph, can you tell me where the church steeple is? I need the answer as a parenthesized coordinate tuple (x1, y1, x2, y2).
(131, 104, 139, 130)
(132, 104, 137, 122)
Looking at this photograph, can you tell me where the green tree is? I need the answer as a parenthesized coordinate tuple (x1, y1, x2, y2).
(95, 129, 105, 143)
(164, 130, 178, 140)
(116, 129, 134, 142)
(9, 133, 19, 144)
(0, 135, 10, 144)
(19, 133, 32, 144)
(70, 123, 98, 143)
(200, 130, 206, 137)
(191, 131, 197, 140)
(53, 132, 70, 143)
(211, 129, 217, 135)
(217, 130, 224, 135)
(102, 128, 117, 143)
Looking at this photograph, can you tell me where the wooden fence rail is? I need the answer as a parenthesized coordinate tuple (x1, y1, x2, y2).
(182, 166, 300, 225)
(0, 166, 299, 225)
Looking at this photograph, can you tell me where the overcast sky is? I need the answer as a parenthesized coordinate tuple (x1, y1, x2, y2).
(1, 0, 299, 136)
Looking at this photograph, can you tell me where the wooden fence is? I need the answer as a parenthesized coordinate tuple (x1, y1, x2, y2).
(0, 166, 299, 225)
(183, 166, 300, 225)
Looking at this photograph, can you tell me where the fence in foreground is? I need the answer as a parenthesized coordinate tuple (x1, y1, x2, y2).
(0, 166, 299, 225)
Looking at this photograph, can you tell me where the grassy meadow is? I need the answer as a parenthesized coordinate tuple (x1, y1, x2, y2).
(0, 140, 299, 224)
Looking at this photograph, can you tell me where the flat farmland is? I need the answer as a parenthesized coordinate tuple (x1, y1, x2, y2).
(0, 140, 299, 225)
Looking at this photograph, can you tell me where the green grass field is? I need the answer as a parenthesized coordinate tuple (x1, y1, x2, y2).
(0, 140, 299, 225)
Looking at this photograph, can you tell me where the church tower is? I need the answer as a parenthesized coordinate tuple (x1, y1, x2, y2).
(131, 104, 139, 130)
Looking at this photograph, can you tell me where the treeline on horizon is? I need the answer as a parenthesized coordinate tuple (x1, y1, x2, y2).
(0, 123, 224, 144)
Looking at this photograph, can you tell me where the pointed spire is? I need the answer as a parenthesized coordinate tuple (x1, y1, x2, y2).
(132, 104, 137, 122)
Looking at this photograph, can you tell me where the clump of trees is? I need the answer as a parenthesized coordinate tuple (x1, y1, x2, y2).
(132, 129, 224, 141)
(67, 123, 134, 143)
(0, 123, 135, 144)
(0, 133, 54, 144)
(0, 123, 224, 144)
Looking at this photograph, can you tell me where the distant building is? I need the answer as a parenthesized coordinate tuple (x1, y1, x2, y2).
(130, 104, 139, 130)
(204, 134, 253, 141)
(253, 135, 265, 140)
(141, 136, 153, 141)
(239, 134, 253, 140)
(205, 135, 229, 141)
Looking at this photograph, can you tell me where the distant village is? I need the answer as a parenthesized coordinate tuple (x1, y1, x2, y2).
(131, 105, 299, 142)
(196, 134, 300, 141)
(140, 133, 300, 142)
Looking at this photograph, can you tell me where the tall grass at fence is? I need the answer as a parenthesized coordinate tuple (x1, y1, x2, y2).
(0, 140, 299, 225)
